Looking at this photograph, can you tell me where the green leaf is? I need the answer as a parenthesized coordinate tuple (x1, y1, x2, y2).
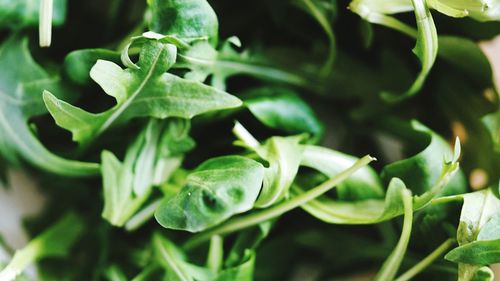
(300, 145, 384, 200)
(243, 87, 324, 137)
(0, 35, 99, 176)
(373, 187, 413, 281)
(438, 188, 500, 279)
(0, 213, 84, 281)
(44, 39, 241, 145)
(381, 120, 463, 200)
(0, 0, 67, 29)
(148, 0, 219, 45)
(254, 136, 304, 208)
(102, 119, 192, 227)
(446, 239, 500, 265)
(63, 48, 120, 85)
(155, 156, 265, 232)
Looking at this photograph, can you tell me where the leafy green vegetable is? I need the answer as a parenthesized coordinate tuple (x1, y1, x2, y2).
(102, 118, 194, 226)
(242, 87, 324, 137)
(155, 156, 265, 232)
(0, 0, 499, 279)
(0, 35, 99, 176)
(44, 39, 241, 145)
(148, 0, 219, 45)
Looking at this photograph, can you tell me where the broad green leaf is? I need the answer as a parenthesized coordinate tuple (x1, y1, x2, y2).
(0, 35, 99, 176)
(0, 213, 83, 281)
(254, 136, 304, 208)
(44, 39, 241, 145)
(446, 239, 500, 265)
(63, 49, 120, 85)
(148, 0, 219, 45)
(432, 0, 500, 21)
(243, 87, 324, 137)
(381, 120, 464, 200)
(102, 119, 192, 227)
(373, 187, 413, 281)
(155, 156, 265, 232)
(0, 0, 66, 29)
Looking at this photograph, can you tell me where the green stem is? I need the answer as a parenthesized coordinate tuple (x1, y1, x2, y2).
(394, 238, 455, 281)
(373, 188, 413, 281)
(184, 155, 376, 249)
(206, 236, 223, 272)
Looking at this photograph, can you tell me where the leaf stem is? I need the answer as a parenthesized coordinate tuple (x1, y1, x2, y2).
(373, 188, 413, 281)
(394, 238, 455, 281)
(184, 155, 376, 249)
(39, 0, 53, 47)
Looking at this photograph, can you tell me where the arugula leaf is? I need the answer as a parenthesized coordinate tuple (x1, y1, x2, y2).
(102, 119, 193, 227)
(63, 49, 121, 85)
(242, 87, 324, 137)
(0, 213, 83, 281)
(0, 35, 99, 176)
(148, 0, 219, 45)
(437, 188, 500, 280)
(253, 136, 304, 208)
(44, 39, 241, 145)
(0, 0, 66, 29)
(155, 156, 265, 232)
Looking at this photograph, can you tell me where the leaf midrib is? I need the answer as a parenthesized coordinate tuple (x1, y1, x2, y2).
(93, 45, 167, 139)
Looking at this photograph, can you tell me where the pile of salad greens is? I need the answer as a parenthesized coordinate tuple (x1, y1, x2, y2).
(0, 0, 499, 280)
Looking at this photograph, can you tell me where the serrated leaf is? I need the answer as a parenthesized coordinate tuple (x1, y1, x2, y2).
(44, 40, 241, 145)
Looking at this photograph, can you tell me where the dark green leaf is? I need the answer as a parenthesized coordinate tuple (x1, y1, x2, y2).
(148, 0, 219, 45)
(0, 35, 99, 176)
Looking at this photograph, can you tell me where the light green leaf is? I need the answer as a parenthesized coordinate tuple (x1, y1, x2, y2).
(0, 213, 84, 281)
(155, 156, 265, 232)
(44, 39, 241, 145)
(102, 119, 191, 227)
(148, 0, 219, 45)
(0, 35, 99, 176)
(254, 136, 304, 208)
